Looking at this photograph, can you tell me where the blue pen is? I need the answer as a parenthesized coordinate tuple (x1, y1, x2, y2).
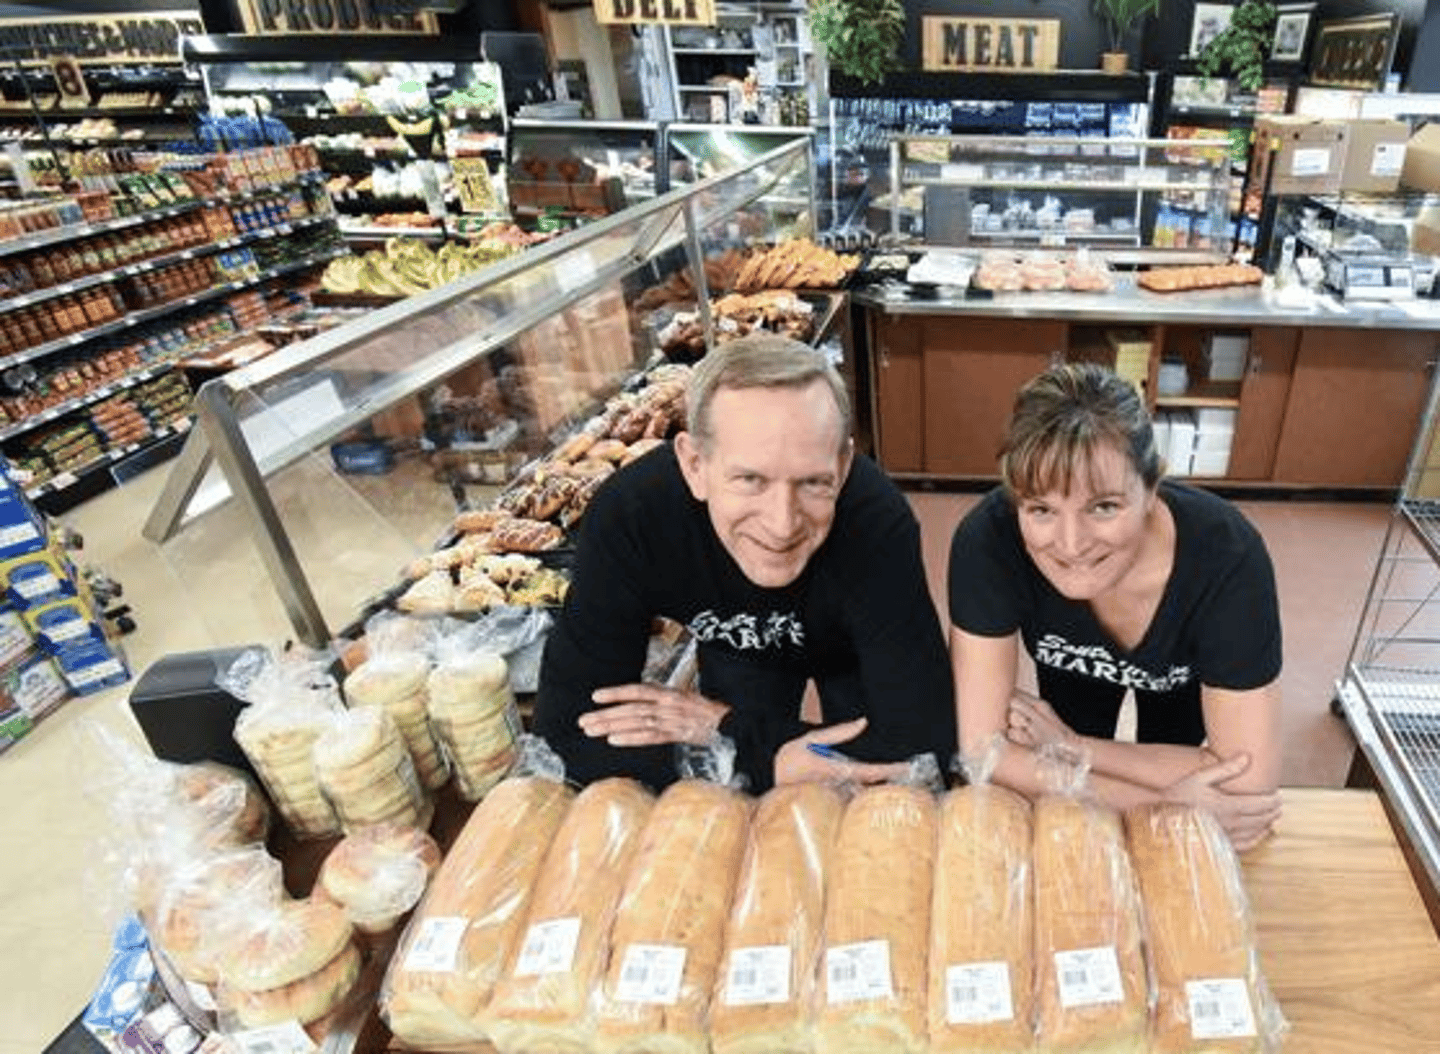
(807, 742, 851, 762)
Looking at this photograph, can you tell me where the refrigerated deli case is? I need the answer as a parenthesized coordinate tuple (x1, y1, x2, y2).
(140, 136, 819, 648)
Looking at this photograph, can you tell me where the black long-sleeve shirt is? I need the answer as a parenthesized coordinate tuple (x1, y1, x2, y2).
(533, 445, 955, 792)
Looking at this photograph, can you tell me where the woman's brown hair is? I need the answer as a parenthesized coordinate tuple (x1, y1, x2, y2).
(999, 362, 1162, 499)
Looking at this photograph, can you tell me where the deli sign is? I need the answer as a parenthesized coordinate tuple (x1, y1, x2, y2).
(594, 0, 717, 26)
(235, 0, 440, 35)
(922, 16, 1060, 72)
(0, 12, 204, 64)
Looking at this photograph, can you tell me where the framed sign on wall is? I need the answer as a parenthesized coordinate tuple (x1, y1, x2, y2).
(1271, 3, 1316, 64)
(1309, 13, 1400, 91)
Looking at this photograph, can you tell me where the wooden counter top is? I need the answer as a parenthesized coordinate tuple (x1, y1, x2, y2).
(1244, 787, 1440, 1054)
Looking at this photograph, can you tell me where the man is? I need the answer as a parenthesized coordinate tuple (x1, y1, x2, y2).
(533, 333, 955, 792)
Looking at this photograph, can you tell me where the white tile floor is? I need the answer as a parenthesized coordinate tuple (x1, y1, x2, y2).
(0, 454, 1391, 1049)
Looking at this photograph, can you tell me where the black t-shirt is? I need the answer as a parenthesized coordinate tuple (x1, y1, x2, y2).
(947, 482, 1281, 744)
(534, 445, 955, 791)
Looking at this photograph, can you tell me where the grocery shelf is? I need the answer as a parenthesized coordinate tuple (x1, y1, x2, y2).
(0, 361, 177, 442)
(0, 246, 348, 371)
(1401, 499, 1440, 564)
(26, 417, 192, 506)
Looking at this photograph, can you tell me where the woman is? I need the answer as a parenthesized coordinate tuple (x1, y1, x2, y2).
(948, 363, 1282, 849)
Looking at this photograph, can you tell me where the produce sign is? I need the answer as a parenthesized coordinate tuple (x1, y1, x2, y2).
(234, 0, 439, 35)
(0, 12, 203, 64)
(922, 17, 1060, 72)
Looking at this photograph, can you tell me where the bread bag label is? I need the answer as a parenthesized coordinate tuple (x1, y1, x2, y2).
(401, 916, 468, 973)
(825, 939, 894, 1003)
(1054, 946, 1123, 1008)
(722, 945, 792, 1006)
(230, 1021, 316, 1054)
(1185, 978, 1258, 1039)
(944, 961, 1014, 1024)
(514, 917, 582, 977)
(615, 943, 688, 1004)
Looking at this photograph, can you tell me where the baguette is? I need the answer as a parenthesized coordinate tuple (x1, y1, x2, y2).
(815, 784, 937, 1054)
(928, 784, 1036, 1054)
(710, 782, 845, 1054)
(1032, 796, 1148, 1054)
(1126, 803, 1276, 1054)
(484, 779, 656, 1054)
(381, 777, 574, 1047)
(594, 780, 751, 1054)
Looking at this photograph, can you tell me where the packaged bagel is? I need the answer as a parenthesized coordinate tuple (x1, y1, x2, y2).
(428, 622, 521, 801)
(313, 705, 433, 834)
(343, 613, 449, 791)
(230, 648, 345, 840)
(317, 822, 442, 936)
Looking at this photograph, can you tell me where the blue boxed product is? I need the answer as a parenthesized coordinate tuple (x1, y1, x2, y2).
(0, 547, 77, 609)
(1, 648, 70, 718)
(54, 638, 129, 695)
(83, 914, 161, 1049)
(0, 493, 45, 562)
(26, 597, 103, 653)
(0, 604, 32, 667)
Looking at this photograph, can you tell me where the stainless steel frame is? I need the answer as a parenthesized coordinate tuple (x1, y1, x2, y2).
(143, 136, 815, 647)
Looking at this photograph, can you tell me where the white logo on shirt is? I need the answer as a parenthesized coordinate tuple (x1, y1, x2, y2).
(689, 610, 805, 651)
(1034, 634, 1191, 692)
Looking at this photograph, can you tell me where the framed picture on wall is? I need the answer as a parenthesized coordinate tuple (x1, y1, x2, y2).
(1271, 3, 1316, 63)
(1189, 3, 1234, 59)
(1310, 13, 1400, 90)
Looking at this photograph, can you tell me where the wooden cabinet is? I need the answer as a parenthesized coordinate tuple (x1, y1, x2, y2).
(919, 317, 1063, 476)
(1271, 328, 1438, 487)
(870, 313, 925, 472)
(1229, 326, 1298, 480)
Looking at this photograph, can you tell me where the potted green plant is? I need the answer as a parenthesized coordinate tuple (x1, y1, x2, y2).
(1196, 0, 1278, 92)
(1094, 0, 1161, 73)
(809, 0, 906, 86)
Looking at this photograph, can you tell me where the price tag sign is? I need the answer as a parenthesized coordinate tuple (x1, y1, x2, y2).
(402, 916, 468, 973)
(1054, 946, 1124, 1009)
(945, 961, 1014, 1024)
(1186, 978, 1257, 1040)
(514, 917, 582, 977)
(825, 940, 893, 1004)
(615, 943, 687, 1005)
(723, 945, 791, 1006)
(230, 1021, 316, 1054)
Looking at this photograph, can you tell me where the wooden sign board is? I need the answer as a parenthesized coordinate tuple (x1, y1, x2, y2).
(234, 0, 439, 36)
(922, 17, 1060, 73)
(1309, 13, 1398, 91)
(0, 11, 203, 64)
(594, 0, 717, 26)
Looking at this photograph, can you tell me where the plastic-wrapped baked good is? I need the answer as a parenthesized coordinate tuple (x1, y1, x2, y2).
(427, 642, 520, 802)
(152, 847, 287, 987)
(317, 821, 442, 935)
(313, 705, 433, 834)
(219, 897, 361, 1031)
(815, 783, 936, 1054)
(484, 778, 656, 1054)
(711, 782, 844, 1054)
(344, 619, 448, 791)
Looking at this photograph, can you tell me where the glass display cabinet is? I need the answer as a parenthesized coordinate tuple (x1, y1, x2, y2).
(507, 118, 660, 219)
(141, 137, 817, 647)
(881, 133, 1233, 263)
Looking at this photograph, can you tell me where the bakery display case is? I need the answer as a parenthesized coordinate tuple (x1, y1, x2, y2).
(140, 137, 817, 648)
(507, 118, 660, 219)
(882, 133, 1233, 264)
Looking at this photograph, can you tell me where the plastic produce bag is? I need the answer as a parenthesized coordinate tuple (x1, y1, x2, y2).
(380, 776, 574, 1047)
(464, 605, 553, 692)
(595, 780, 751, 1054)
(343, 613, 449, 791)
(1126, 803, 1287, 1054)
(312, 704, 433, 834)
(710, 781, 844, 1054)
(483, 777, 656, 1054)
(317, 822, 442, 936)
(230, 649, 346, 840)
(928, 782, 1035, 1054)
(814, 783, 936, 1054)
(428, 620, 522, 802)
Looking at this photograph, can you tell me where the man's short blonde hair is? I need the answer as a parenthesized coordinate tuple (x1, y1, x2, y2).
(686, 334, 851, 453)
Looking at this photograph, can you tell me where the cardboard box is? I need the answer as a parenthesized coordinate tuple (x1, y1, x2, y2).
(1414, 203, 1440, 257)
(54, 637, 128, 695)
(0, 648, 68, 719)
(1401, 123, 1440, 193)
(1254, 116, 1346, 195)
(1341, 119, 1409, 193)
(0, 705, 32, 753)
(0, 546, 77, 610)
(25, 597, 102, 653)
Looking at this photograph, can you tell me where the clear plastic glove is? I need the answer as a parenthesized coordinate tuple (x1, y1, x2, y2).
(773, 717, 908, 787)
(579, 683, 729, 747)
(1161, 752, 1282, 852)
(1006, 689, 1078, 751)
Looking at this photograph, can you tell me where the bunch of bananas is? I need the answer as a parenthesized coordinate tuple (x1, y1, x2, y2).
(321, 237, 522, 298)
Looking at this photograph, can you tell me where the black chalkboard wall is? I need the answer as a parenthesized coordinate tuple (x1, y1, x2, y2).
(900, 0, 1428, 84)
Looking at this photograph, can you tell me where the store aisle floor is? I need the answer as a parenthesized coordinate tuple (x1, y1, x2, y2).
(0, 462, 1389, 1049)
